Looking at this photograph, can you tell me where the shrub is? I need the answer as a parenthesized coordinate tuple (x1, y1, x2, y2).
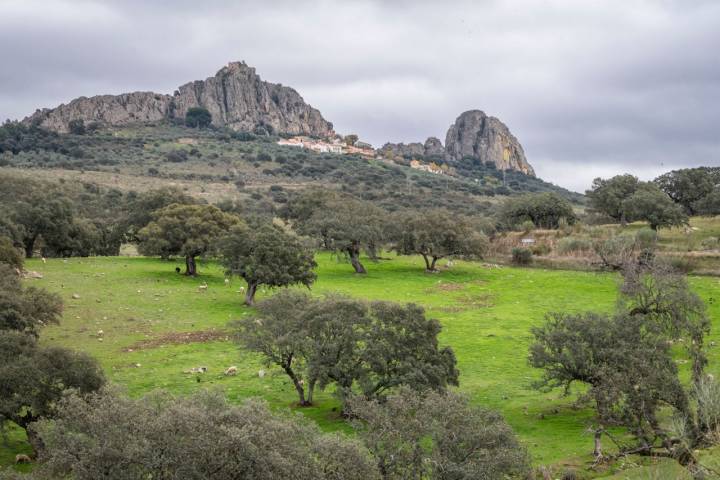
(0, 236, 22, 270)
(635, 227, 658, 249)
(695, 377, 720, 443)
(165, 150, 188, 163)
(701, 237, 720, 250)
(520, 220, 535, 232)
(185, 107, 212, 128)
(232, 131, 256, 141)
(668, 256, 696, 274)
(556, 237, 592, 255)
(512, 247, 533, 265)
(531, 243, 551, 256)
(68, 119, 86, 135)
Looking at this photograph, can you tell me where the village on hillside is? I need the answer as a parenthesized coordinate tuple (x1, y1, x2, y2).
(277, 136, 448, 175)
(277, 136, 375, 157)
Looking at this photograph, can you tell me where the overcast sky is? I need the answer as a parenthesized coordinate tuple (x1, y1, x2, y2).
(1, 0, 719, 192)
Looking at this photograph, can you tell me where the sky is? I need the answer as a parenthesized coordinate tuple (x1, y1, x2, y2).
(1, 0, 719, 193)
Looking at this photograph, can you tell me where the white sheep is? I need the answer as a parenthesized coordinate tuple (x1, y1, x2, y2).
(224, 366, 238, 376)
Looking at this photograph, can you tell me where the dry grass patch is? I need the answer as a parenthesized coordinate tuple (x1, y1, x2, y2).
(122, 329, 230, 351)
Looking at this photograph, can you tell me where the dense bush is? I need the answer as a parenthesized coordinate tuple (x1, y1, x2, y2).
(165, 149, 188, 162)
(0, 236, 22, 270)
(349, 388, 530, 479)
(0, 121, 62, 154)
(185, 107, 212, 128)
(511, 247, 533, 265)
(30, 388, 377, 480)
(68, 119, 86, 135)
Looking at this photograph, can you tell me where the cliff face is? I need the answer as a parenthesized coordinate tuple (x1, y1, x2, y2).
(25, 62, 334, 137)
(26, 92, 173, 133)
(172, 62, 332, 135)
(444, 110, 535, 176)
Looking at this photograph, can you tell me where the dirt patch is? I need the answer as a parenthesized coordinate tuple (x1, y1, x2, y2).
(455, 293, 495, 308)
(122, 329, 230, 351)
(430, 282, 466, 293)
(435, 305, 466, 313)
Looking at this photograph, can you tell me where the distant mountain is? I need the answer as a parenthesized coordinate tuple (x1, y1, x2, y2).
(23, 62, 537, 177)
(24, 62, 334, 137)
(381, 110, 535, 176)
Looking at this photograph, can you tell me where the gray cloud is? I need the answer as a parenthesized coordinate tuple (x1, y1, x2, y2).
(1, 0, 719, 192)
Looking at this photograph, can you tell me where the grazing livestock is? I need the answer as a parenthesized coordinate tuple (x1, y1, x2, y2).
(224, 366, 238, 376)
(15, 454, 31, 464)
(184, 366, 208, 374)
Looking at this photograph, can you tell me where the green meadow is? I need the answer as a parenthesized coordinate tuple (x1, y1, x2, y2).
(4, 253, 720, 474)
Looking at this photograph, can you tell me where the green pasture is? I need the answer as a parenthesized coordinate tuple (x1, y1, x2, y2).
(4, 253, 720, 475)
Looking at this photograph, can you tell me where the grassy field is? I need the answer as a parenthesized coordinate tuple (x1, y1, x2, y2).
(4, 253, 720, 475)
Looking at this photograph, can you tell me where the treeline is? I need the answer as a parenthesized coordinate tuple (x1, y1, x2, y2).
(586, 167, 720, 228)
(0, 170, 580, 271)
(0, 173, 196, 258)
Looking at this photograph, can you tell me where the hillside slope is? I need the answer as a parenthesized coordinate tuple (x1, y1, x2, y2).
(0, 123, 582, 214)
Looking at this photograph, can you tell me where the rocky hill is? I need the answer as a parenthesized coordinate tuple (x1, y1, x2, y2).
(24, 62, 334, 137)
(381, 110, 535, 176)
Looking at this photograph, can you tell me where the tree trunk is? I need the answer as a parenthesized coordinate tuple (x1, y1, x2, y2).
(15, 414, 42, 458)
(185, 255, 197, 276)
(0, 420, 9, 448)
(421, 253, 432, 271)
(430, 256, 439, 271)
(307, 378, 317, 405)
(593, 429, 603, 460)
(24, 236, 36, 259)
(244, 282, 258, 306)
(347, 245, 366, 274)
(25, 426, 44, 459)
(283, 364, 309, 406)
(620, 213, 627, 227)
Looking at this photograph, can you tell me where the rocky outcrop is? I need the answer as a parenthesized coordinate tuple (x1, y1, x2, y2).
(27, 92, 172, 133)
(423, 137, 444, 157)
(172, 62, 332, 135)
(379, 112, 534, 176)
(380, 136, 445, 159)
(25, 62, 334, 137)
(444, 110, 534, 176)
(380, 142, 424, 159)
